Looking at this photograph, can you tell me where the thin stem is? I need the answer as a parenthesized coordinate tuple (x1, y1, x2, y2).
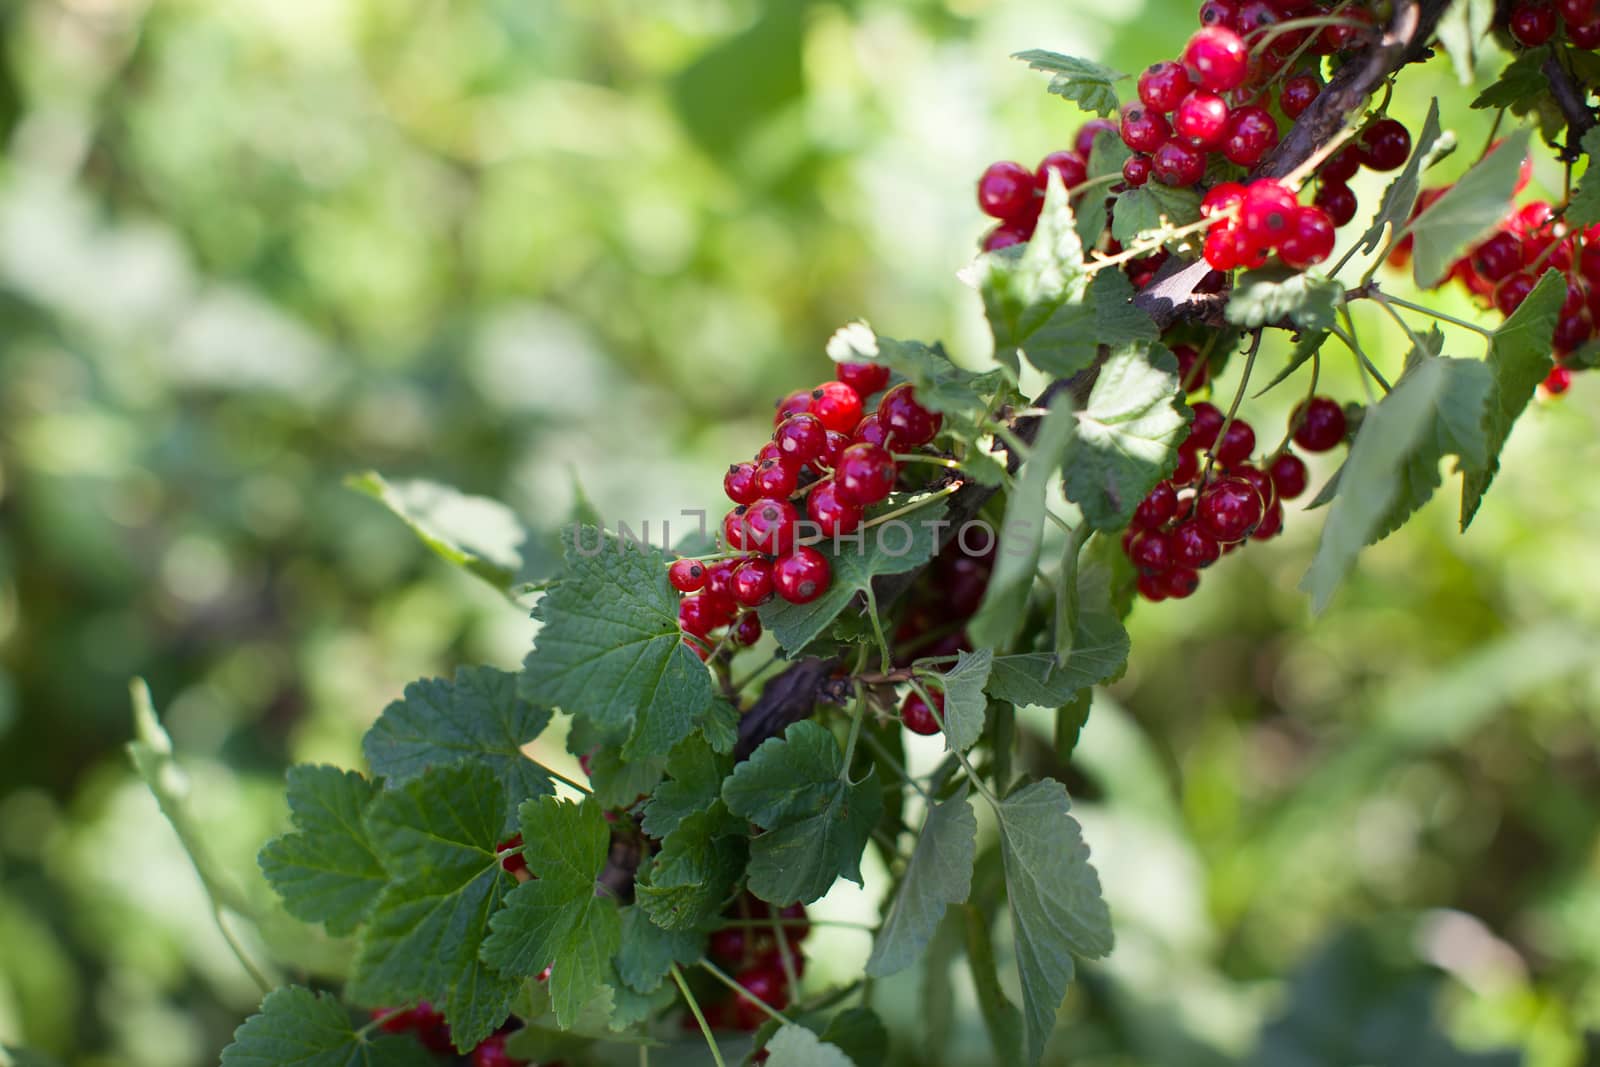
(1369, 290, 1431, 355)
(1087, 218, 1211, 272)
(1198, 330, 1263, 487)
(862, 483, 962, 529)
(769, 913, 803, 1004)
(861, 586, 892, 677)
(893, 453, 963, 470)
(859, 730, 931, 799)
(213, 905, 273, 995)
(1373, 290, 1493, 337)
(544, 767, 594, 797)
(699, 958, 798, 1028)
(671, 964, 728, 1067)
(907, 677, 998, 807)
(1283, 123, 1360, 191)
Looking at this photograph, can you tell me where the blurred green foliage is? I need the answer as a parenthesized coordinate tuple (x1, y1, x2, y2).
(0, 1, 1597, 1065)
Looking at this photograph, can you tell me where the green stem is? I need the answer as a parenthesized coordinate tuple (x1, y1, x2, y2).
(840, 681, 871, 781)
(907, 677, 998, 807)
(671, 964, 728, 1067)
(859, 730, 931, 799)
(1374, 290, 1494, 337)
(892, 453, 964, 469)
(214, 905, 273, 996)
(1197, 330, 1263, 489)
(862, 483, 962, 529)
(861, 585, 893, 677)
(699, 958, 798, 1028)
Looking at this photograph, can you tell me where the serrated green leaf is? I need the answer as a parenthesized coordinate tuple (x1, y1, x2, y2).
(521, 526, 715, 759)
(1462, 269, 1566, 528)
(614, 907, 705, 994)
(1437, 0, 1495, 84)
(1023, 270, 1159, 380)
(977, 175, 1088, 377)
(258, 766, 385, 936)
(577, 732, 667, 810)
(634, 808, 748, 930)
(1110, 183, 1202, 248)
(1411, 129, 1531, 288)
(1225, 267, 1343, 331)
(641, 734, 732, 840)
(1012, 50, 1126, 116)
(481, 798, 621, 1028)
(985, 580, 1128, 709)
(927, 650, 993, 752)
(819, 1008, 890, 1067)
(1470, 46, 1549, 111)
(865, 786, 977, 978)
(1566, 127, 1600, 229)
(1061, 344, 1190, 531)
(765, 1024, 858, 1067)
(722, 720, 883, 905)
(221, 986, 436, 1067)
(1301, 344, 1492, 613)
(347, 763, 520, 1052)
(968, 396, 1075, 650)
(757, 498, 948, 654)
(996, 778, 1113, 1066)
(1359, 100, 1452, 255)
(1253, 331, 1331, 398)
(363, 666, 553, 824)
(826, 324, 1003, 416)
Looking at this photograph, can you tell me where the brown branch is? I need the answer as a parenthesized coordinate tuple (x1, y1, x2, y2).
(1543, 51, 1597, 161)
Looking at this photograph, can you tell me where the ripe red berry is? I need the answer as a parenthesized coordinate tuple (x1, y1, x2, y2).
(1075, 118, 1118, 159)
(808, 381, 864, 435)
(833, 443, 897, 506)
(709, 928, 747, 963)
(774, 389, 812, 426)
(754, 459, 797, 498)
(1240, 180, 1298, 247)
(1471, 232, 1523, 283)
(1560, 0, 1597, 23)
(732, 966, 791, 1031)
(669, 558, 708, 593)
(1555, 310, 1593, 354)
(878, 384, 942, 446)
(680, 593, 732, 637)
(1188, 401, 1226, 449)
(1570, 16, 1600, 46)
(1152, 140, 1207, 187)
(1184, 26, 1250, 91)
(1222, 105, 1279, 166)
(1137, 571, 1170, 602)
(1229, 463, 1276, 508)
(723, 506, 749, 550)
(1122, 154, 1153, 187)
(1313, 182, 1358, 227)
(471, 1033, 525, 1067)
(1036, 150, 1088, 191)
(1280, 74, 1320, 118)
(754, 441, 795, 470)
(733, 612, 763, 646)
(742, 498, 800, 555)
(1357, 118, 1411, 172)
(1197, 476, 1265, 542)
(1321, 145, 1361, 183)
(1277, 205, 1336, 269)
(1201, 181, 1247, 220)
(1173, 444, 1201, 484)
(983, 225, 1031, 252)
(901, 689, 944, 735)
(1544, 366, 1573, 394)
(1134, 481, 1179, 529)
(1291, 396, 1347, 452)
(1174, 343, 1209, 391)
(1174, 90, 1231, 148)
(852, 413, 894, 448)
(732, 558, 775, 607)
(778, 902, 811, 944)
(806, 479, 866, 537)
(1494, 272, 1536, 316)
(773, 547, 830, 604)
(1120, 104, 1173, 153)
(1251, 500, 1285, 540)
(1138, 61, 1194, 113)
(837, 362, 890, 397)
(1163, 567, 1202, 599)
(818, 429, 850, 470)
(1128, 529, 1175, 572)
(773, 413, 828, 465)
(1268, 452, 1308, 499)
(1509, 2, 1558, 45)
(1198, 0, 1239, 25)
(1171, 521, 1222, 569)
(705, 559, 741, 602)
(977, 161, 1037, 220)
(1214, 419, 1257, 466)
(724, 462, 760, 505)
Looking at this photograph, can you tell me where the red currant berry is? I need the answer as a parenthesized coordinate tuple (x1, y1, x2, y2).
(1075, 118, 1118, 159)
(1319, 5, 1373, 50)
(1313, 182, 1358, 227)
(1555, 310, 1593, 354)
(1229, 463, 1276, 508)
(983, 224, 1031, 252)
(1471, 232, 1523, 283)
(1171, 520, 1222, 569)
(817, 429, 850, 470)
(806, 479, 865, 537)
(1134, 481, 1179, 528)
(1222, 105, 1280, 166)
(1152, 140, 1207, 186)
(1184, 26, 1250, 91)
(680, 594, 730, 637)
(1357, 118, 1411, 172)
(1291, 396, 1347, 452)
(1139, 62, 1193, 114)
(1036, 150, 1088, 191)
(1123, 154, 1153, 186)
(724, 462, 760, 505)
(754, 441, 795, 470)
(471, 1033, 525, 1067)
(852, 413, 894, 448)
(1251, 500, 1285, 540)
(1120, 103, 1173, 153)
(1279, 74, 1320, 118)
(1509, 2, 1558, 45)
(837, 362, 890, 397)
(1202, 181, 1247, 220)
(754, 458, 798, 498)
(808, 381, 864, 435)
(1137, 571, 1170, 602)
(709, 928, 747, 963)
(1174, 444, 1202, 484)
(1495, 272, 1536, 316)
(901, 689, 944, 735)
(1277, 205, 1336, 268)
(742, 498, 800, 555)
(774, 389, 812, 426)
(1214, 419, 1257, 466)
(705, 559, 740, 602)
(977, 161, 1037, 221)
(1164, 567, 1202, 599)
(878, 384, 942, 446)
(778, 902, 811, 945)
(1188, 400, 1226, 449)
(833, 443, 898, 506)
(774, 413, 828, 465)
(1544, 366, 1573, 394)
(1560, 0, 1597, 22)
(1199, 0, 1239, 25)
(723, 506, 750, 550)
(733, 612, 763, 646)
(1128, 529, 1175, 572)
(1174, 90, 1231, 148)
(1236, 0, 1282, 34)
(1268, 452, 1308, 499)
(732, 558, 775, 607)
(1570, 15, 1600, 46)
(1240, 179, 1298, 248)
(1174, 343, 1209, 391)
(1197, 476, 1265, 542)
(498, 834, 527, 876)
(1203, 225, 1243, 271)
(943, 557, 991, 617)
(732, 967, 791, 1031)
(773, 547, 830, 604)
(1321, 145, 1361, 183)
(668, 558, 708, 593)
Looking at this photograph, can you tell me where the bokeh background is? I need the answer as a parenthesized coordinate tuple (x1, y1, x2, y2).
(1, 1, 1597, 1064)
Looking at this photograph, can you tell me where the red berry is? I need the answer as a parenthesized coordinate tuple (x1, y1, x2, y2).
(1251, 500, 1285, 540)
(1197, 476, 1265, 542)
(773, 547, 830, 604)
(754, 458, 798, 498)
(1152, 140, 1207, 187)
(1229, 463, 1276, 509)
(1570, 15, 1600, 46)
(1471, 232, 1523, 283)
(1277, 205, 1336, 268)
(1495, 273, 1536, 316)
(1214, 419, 1257, 466)
(1199, 0, 1239, 26)
(722, 507, 749, 550)
(773, 413, 828, 465)
(679, 594, 730, 638)
(901, 689, 944, 735)
(1174, 90, 1231, 148)
(1173, 445, 1202, 484)
(1222, 105, 1279, 166)
(668, 558, 708, 593)
(1171, 521, 1222, 569)
(1560, 0, 1597, 23)
(1163, 567, 1201, 599)
(1357, 118, 1411, 172)
(943, 557, 991, 617)
(754, 441, 795, 470)
(1202, 181, 1247, 220)
(1279, 74, 1320, 118)
(1119, 103, 1172, 153)
(709, 928, 747, 963)
(471, 1033, 526, 1067)
(1184, 26, 1250, 92)
(732, 967, 790, 1031)
(742, 498, 800, 555)
(852, 413, 894, 448)
(1555, 310, 1593, 354)
(1134, 481, 1179, 528)
(1236, 0, 1281, 34)
(1128, 529, 1174, 573)
(1122, 154, 1153, 187)
(1174, 343, 1209, 391)
(1240, 180, 1298, 247)
(1544, 366, 1573, 394)
(1036, 150, 1088, 191)
(1291, 396, 1347, 452)
(806, 479, 865, 537)
(732, 558, 775, 607)
(778, 902, 811, 945)
(1509, 2, 1557, 45)
(1268, 452, 1308, 499)
(1188, 401, 1226, 449)
(1075, 118, 1118, 159)
(1139, 61, 1194, 113)
(809, 381, 864, 435)
(833, 443, 898, 506)
(724, 462, 760, 505)
(1137, 571, 1170, 602)
(705, 559, 740, 602)
(818, 429, 850, 470)
(774, 389, 812, 426)
(733, 612, 763, 646)
(1321, 145, 1361, 183)
(498, 834, 527, 876)
(983, 225, 1031, 252)
(978, 161, 1038, 220)
(837, 362, 890, 397)
(878, 384, 942, 446)
(1313, 182, 1358, 227)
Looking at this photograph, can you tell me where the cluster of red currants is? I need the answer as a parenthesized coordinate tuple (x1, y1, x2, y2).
(696, 895, 812, 1033)
(667, 367, 945, 657)
(1200, 177, 1336, 270)
(371, 1004, 543, 1066)
(1123, 379, 1348, 601)
(1503, 0, 1600, 48)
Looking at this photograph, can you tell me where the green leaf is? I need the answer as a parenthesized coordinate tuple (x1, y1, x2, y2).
(977, 175, 1087, 377)
(962, 904, 1025, 1065)
(996, 779, 1114, 1066)
(221, 986, 435, 1067)
(1061, 344, 1190, 531)
(865, 786, 977, 977)
(642, 734, 732, 840)
(1110, 183, 1203, 247)
(968, 395, 1076, 650)
(634, 808, 748, 930)
(722, 721, 884, 905)
(1469, 46, 1549, 111)
(1566, 127, 1600, 230)
(1087, 127, 1132, 182)
(1252, 331, 1330, 398)
(347, 763, 520, 1052)
(481, 798, 621, 1028)
(765, 1024, 858, 1067)
(1022, 270, 1160, 380)
(363, 666, 554, 823)
(1461, 269, 1566, 528)
(521, 526, 716, 759)
(1358, 100, 1452, 255)
(1411, 129, 1532, 288)
(613, 907, 705, 994)
(927, 650, 993, 753)
(1436, 0, 1495, 84)
(1012, 50, 1126, 116)
(757, 498, 948, 654)
(826, 324, 1003, 416)
(258, 766, 385, 936)
(819, 1009, 890, 1067)
(1225, 267, 1343, 331)
(1301, 344, 1492, 613)
(985, 576, 1129, 709)
(346, 471, 543, 591)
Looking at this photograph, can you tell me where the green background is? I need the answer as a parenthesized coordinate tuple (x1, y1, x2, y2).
(0, 0, 1595, 1064)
